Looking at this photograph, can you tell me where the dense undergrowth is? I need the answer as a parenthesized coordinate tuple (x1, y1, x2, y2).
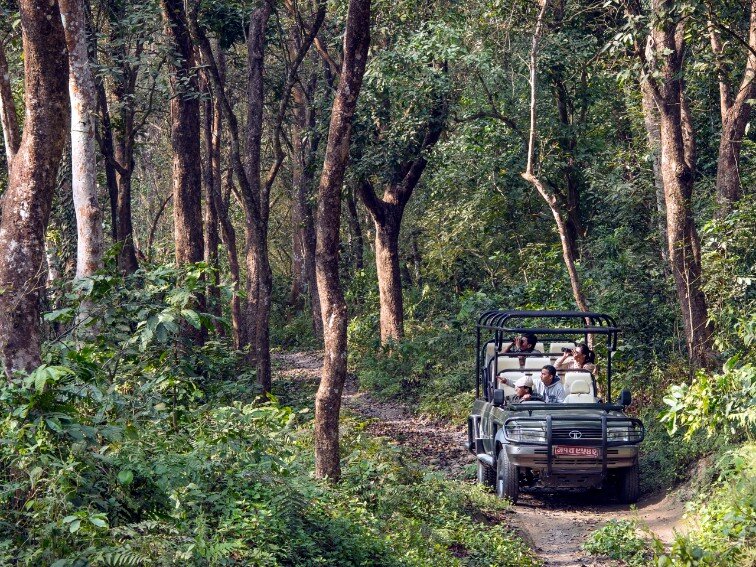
(0, 265, 537, 566)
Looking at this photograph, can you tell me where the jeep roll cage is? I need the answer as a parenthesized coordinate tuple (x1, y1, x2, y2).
(476, 310, 621, 403)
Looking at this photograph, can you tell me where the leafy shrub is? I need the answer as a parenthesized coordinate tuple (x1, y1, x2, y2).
(661, 359, 756, 443)
(654, 444, 756, 566)
(582, 519, 650, 565)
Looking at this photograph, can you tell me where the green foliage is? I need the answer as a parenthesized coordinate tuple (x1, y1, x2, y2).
(582, 519, 651, 566)
(653, 444, 756, 566)
(0, 261, 538, 565)
(661, 361, 756, 443)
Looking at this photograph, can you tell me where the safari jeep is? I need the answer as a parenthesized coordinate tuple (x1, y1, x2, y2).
(465, 310, 644, 504)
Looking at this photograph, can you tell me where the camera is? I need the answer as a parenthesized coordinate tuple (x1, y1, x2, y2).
(561, 347, 572, 353)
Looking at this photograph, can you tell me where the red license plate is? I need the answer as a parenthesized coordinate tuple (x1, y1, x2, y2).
(553, 446, 600, 458)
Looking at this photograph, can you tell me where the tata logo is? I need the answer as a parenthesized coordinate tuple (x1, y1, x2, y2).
(568, 430, 582, 439)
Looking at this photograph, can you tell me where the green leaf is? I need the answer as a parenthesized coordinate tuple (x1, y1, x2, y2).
(89, 514, 109, 528)
(181, 309, 202, 329)
(68, 519, 81, 533)
(117, 469, 134, 485)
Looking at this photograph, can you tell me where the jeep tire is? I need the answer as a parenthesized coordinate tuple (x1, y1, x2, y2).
(495, 448, 519, 503)
(617, 463, 640, 504)
(477, 460, 495, 487)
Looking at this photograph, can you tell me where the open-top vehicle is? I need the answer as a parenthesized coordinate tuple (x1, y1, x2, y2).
(466, 310, 644, 503)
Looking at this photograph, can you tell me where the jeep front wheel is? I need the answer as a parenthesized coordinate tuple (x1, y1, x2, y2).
(477, 460, 495, 488)
(617, 463, 640, 504)
(495, 448, 519, 502)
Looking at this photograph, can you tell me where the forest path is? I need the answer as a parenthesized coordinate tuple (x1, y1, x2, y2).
(273, 351, 689, 567)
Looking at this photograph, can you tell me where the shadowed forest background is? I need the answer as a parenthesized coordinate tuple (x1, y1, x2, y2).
(0, 0, 754, 564)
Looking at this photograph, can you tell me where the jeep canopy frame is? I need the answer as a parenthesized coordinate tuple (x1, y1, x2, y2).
(476, 310, 620, 402)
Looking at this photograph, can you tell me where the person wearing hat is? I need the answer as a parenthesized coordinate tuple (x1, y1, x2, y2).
(514, 375, 543, 402)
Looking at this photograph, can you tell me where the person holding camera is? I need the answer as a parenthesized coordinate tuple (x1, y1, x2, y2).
(502, 332, 540, 354)
(555, 343, 596, 373)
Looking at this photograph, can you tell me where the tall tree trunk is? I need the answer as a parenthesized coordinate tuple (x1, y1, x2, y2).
(161, 0, 204, 268)
(640, 78, 668, 264)
(0, 0, 69, 377)
(374, 205, 404, 342)
(162, 0, 206, 346)
(357, 102, 446, 344)
(201, 73, 222, 332)
(521, 0, 589, 313)
(243, 2, 273, 392)
(0, 43, 20, 163)
(314, 0, 371, 482)
(290, 56, 323, 339)
(60, 0, 104, 280)
(642, 1, 713, 366)
(210, 43, 242, 348)
(709, 2, 756, 215)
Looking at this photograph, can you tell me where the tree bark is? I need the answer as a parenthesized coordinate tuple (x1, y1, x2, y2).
(60, 0, 104, 280)
(200, 71, 222, 332)
(161, 0, 204, 268)
(520, 0, 590, 313)
(0, 42, 20, 164)
(640, 78, 668, 264)
(290, 51, 323, 339)
(357, 98, 447, 344)
(105, 0, 141, 274)
(640, 0, 713, 366)
(243, 1, 274, 392)
(346, 181, 364, 271)
(314, 0, 371, 481)
(0, 0, 69, 377)
(709, 2, 756, 215)
(374, 204, 404, 342)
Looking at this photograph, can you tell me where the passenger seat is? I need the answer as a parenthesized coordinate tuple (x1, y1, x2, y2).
(562, 379, 594, 403)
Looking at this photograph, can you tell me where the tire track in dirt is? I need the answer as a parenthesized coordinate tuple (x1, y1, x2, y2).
(273, 351, 689, 567)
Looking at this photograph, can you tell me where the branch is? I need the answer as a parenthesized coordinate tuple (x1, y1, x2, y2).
(264, 1, 327, 198)
(187, 0, 260, 223)
(356, 179, 386, 224)
(314, 35, 341, 77)
(524, 0, 551, 177)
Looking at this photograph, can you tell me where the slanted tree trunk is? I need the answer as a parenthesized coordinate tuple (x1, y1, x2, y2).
(0, 0, 69, 377)
(0, 42, 20, 163)
(708, 2, 756, 215)
(60, 0, 104, 280)
(314, 0, 371, 481)
(357, 101, 447, 344)
(521, 0, 589, 314)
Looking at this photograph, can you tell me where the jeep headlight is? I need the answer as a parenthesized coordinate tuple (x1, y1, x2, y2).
(607, 427, 631, 442)
(506, 423, 546, 443)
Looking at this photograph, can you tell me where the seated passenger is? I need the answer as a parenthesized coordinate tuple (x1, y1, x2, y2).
(554, 343, 596, 374)
(514, 376, 543, 402)
(502, 332, 541, 366)
(535, 364, 566, 403)
(502, 332, 540, 354)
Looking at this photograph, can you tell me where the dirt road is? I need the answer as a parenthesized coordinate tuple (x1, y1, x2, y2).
(274, 351, 688, 567)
